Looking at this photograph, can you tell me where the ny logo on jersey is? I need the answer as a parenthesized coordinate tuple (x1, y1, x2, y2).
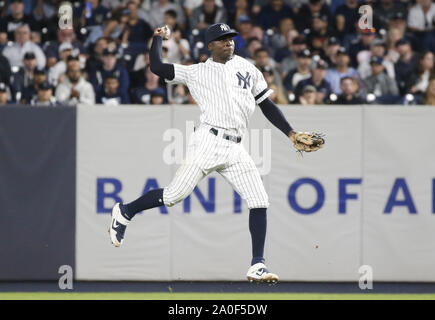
(220, 24, 229, 31)
(236, 71, 251, 89)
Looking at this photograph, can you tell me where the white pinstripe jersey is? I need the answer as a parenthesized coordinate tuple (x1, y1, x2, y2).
(169, 55, 273, 136)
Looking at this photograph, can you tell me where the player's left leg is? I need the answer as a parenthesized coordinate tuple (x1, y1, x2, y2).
(218, 151, 278, 283)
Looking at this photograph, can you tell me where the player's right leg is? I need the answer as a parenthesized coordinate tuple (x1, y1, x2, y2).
(109, 163, 205, 247)
(218, 150, 278, 283)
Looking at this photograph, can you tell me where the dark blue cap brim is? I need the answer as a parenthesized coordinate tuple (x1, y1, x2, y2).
(207, 31, 238, 45)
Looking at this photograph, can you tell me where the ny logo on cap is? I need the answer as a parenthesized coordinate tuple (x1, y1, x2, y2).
(220, 24, 229, 31)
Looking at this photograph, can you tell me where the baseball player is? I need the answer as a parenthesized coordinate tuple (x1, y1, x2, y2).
(109, 23, 324, 283)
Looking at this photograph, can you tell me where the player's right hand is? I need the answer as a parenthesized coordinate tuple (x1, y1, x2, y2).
(153, 25, 171, 40)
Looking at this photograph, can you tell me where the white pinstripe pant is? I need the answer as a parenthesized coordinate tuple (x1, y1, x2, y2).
(163, 123, 269, 209)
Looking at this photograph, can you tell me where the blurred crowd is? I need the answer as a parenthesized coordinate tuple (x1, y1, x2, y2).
(0, 0, 434, 107)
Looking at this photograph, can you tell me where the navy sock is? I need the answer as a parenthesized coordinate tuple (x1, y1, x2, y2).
(122, 188, 164, 220)
(249, 208, 267, 266)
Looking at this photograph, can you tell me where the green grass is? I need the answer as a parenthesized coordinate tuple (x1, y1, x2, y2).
(1, 292, 435, 300)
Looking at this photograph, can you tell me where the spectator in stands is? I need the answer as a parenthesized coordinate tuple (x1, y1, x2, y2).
(0, 52, 11, 85)
(283, 49, 312, 95)
(31, 81, 60, 106)
(10, 51, 37, 101)
(322, 36, 340, 68)
(0, 0, 40, 44)
(394, 38, 419, 95)
(295, 58, 331, 104)
(362, 56, 399, 99)
(258, 0, 293, 31)
(43, 27, 85, 60)
(163, 9, 184, 35)
(161, 11, 191, 64)
(335, 76, 365, 104)
(150, 87, 167, 105)
(334, 0, 359, 37)
(148, 0, 185, 29)
(227, 0, 251, 29)
(421, 76, 435, 105)
(170, 84, 187, 104)
(233, 15, 255, 56)
(11, 51, 37, 92)
(100, 0, 129, 10)
(0, 82, 10, 105)
(22, 67, 46, 104)
(120, 1, 154, 45)
(48, 42, 73, 86)
(103, 7, 130, 41)
(408, 0, 435, 32)
(243, 37, 262, 64)
(189, 0, 227, 31)
(89, 46, 129, 100)
(97, 74, 130, 105)
(253, 47, 282, 87)
(347, 28, 377, 68)
(373, 0, 408, 31)
(407, 0, 435, 45)
(56, 56, 95, 106)
(267, 17, 295, 57)
(276, 34, 307, 76)
(357, 39, 395, 80)
(2, 24, 46, 69)
(305, 13, 335, 55)
(77, 0, 110, 45)
(294, 0, 331, 33)
(325, 46, 359, 94)
(385, 27, 404, 64)
(298, 84, 317, 105)
(405, 51, 434, 96)
(131, 65, 167, 104)
(262, 66, 288, 104)
(85, 36, 109, 74)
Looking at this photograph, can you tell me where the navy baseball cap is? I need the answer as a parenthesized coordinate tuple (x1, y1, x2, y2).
(297, 49, 311, 58)
(38, 81, 53, 90)
(103, 47, 117, 56)
(395, 38, 410, 47)
(24, 51, 36, 60)
(369, 56, 383, 65)
(205, 23, 238, 45)
(151, 87, 166, 98)
(326, 36, 340, 46)
(34, 67, 46, 75)
(292, 35, 307, 45)
(337, 47, 348, 55)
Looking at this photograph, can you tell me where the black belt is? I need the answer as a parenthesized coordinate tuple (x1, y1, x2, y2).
(209, 127, 242, 143)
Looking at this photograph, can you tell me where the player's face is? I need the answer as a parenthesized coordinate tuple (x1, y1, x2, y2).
(209, 35, 235, 61)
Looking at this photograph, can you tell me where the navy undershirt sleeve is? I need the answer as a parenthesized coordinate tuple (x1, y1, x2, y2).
(258, 97, 293, 137)
(149, 36, 175, 80)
